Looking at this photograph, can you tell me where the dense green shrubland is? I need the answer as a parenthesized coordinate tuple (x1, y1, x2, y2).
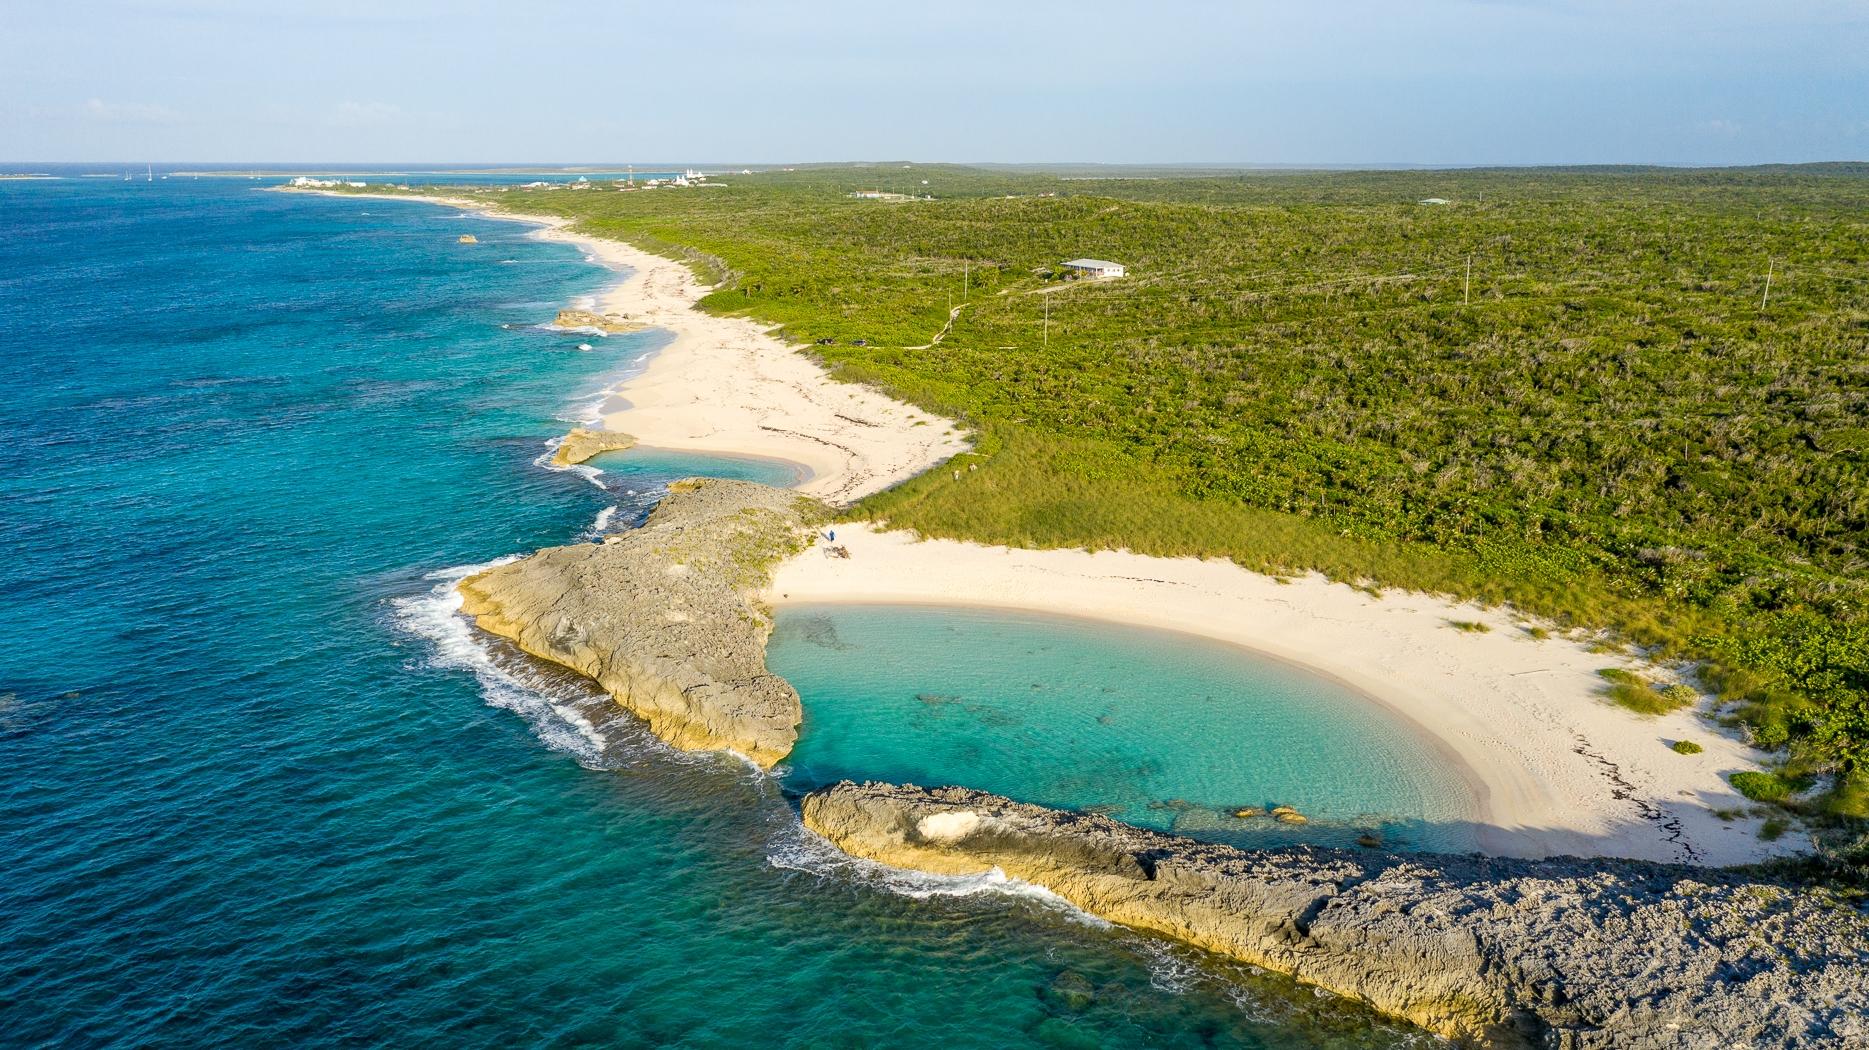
(356, 164, 1869, 813)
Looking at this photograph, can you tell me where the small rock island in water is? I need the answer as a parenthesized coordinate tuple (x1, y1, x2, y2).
(550, 426, 635, 467)
(551, 308, 644, 335)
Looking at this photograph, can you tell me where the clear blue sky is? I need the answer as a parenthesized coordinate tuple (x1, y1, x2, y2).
(4, 0, 1865, 165)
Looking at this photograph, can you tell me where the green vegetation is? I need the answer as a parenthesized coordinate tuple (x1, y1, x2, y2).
(1672, 740, 1704, 755)
(1662, 683, 1700, 707)
(347, 163, 1869, 814)
(1598, 668, 1694, 716)
(1732, 770, 1796, 804)
(1447, 620, 1491, 633)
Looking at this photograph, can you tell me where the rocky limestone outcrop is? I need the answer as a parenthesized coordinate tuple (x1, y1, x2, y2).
(803, 781, 1869, 1049)
(458, 479, 826, 767)
(551, 427, 636, 467)
(552, 308, 644, 334)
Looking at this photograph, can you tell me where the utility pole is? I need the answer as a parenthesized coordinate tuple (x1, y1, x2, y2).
(963, 260, 969, 299)
(1464, 254, 1472, 306)
(1043, 293, 1050, 346)
(1761, 258, 1774, 310)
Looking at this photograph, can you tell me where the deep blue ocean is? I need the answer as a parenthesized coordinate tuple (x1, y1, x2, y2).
(0, 175, 1438, 1048)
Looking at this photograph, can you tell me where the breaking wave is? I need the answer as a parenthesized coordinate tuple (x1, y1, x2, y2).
(764, 821, 1109, 926)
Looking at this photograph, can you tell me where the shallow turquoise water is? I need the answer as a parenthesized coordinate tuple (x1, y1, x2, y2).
(587, 445, 808, 493)
(773, 604, 1479, 853)
(0, 173, 1437, 1049)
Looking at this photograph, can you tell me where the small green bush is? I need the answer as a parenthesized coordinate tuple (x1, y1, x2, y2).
(1730, 770, 1793, 804)
(1759, 818, 1789, 841)
(1596, 668, 1689, 715)
(1522, 625, 1551, 640)
(1671, 739, 1703, 755)
(1661, 683, 1700, 707)
(1448, 620, 1490, 633)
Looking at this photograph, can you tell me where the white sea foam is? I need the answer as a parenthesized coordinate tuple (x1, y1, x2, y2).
(766, 825, 1108, 925)
(1138, 939, 1205, 994)
(566, 463, 605, 488)
(532, 441, 610, 488)
(392, 559, 724, 775)
(585, 505, 618, 539)
(556, 391, 610, 426)
(392, 560, 606, 761)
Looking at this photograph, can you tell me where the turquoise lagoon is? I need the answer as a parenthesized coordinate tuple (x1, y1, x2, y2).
(0, 172, 1445, 1048)
(773, 604, 1479, 854)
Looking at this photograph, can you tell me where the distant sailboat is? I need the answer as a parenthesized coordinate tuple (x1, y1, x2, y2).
(146, 163, 153, 182)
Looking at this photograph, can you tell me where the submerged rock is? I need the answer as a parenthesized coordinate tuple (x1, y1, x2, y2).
(551, 427, 635, 467)
(458, 479, 827, 767)
(1041, 970, 1096, 1012)
(801, 781, 1869, 1049)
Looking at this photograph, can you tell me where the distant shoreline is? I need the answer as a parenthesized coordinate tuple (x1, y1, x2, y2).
(285, 186, 966, 505)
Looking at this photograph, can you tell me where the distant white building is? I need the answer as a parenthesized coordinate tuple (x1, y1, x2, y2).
(1419, 198, 1450, 205)
(1062, 258, 1127, 279)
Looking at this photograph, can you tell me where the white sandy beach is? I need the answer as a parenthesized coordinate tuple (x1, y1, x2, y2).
(766, 529, 1797, 866)
(320, 188, 1794, 868)
(327, 190, 970, 505)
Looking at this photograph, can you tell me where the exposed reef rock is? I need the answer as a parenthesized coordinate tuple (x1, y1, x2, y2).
(802, 781, 1869, 1049)
(458, 479, 826, 766)
(552, 427, 636, 467)
(552, 307, 644, 334)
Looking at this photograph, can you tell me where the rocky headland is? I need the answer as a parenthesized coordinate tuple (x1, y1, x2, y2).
(457, 479, 827, 766)
(551, 426, 636, 467)
(802, 781, 1869, 1049)
(552, 307, 644, 334)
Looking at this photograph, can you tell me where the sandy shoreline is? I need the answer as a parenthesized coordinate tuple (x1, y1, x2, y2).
(766, 528, 1795, 865)
(302, 189, 970, 505)
(306, 187, 1793, 867)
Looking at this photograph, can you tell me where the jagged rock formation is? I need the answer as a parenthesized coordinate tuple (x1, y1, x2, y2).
(552, 308, 644, 334)
(552, 427, 635, 467)
(803, 781, 1869, 1049)
(458, 479, 826, 766)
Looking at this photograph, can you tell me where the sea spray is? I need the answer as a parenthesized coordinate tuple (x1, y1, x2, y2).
(391, 559, 613, 764)
(765, 821, 1108, 925)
